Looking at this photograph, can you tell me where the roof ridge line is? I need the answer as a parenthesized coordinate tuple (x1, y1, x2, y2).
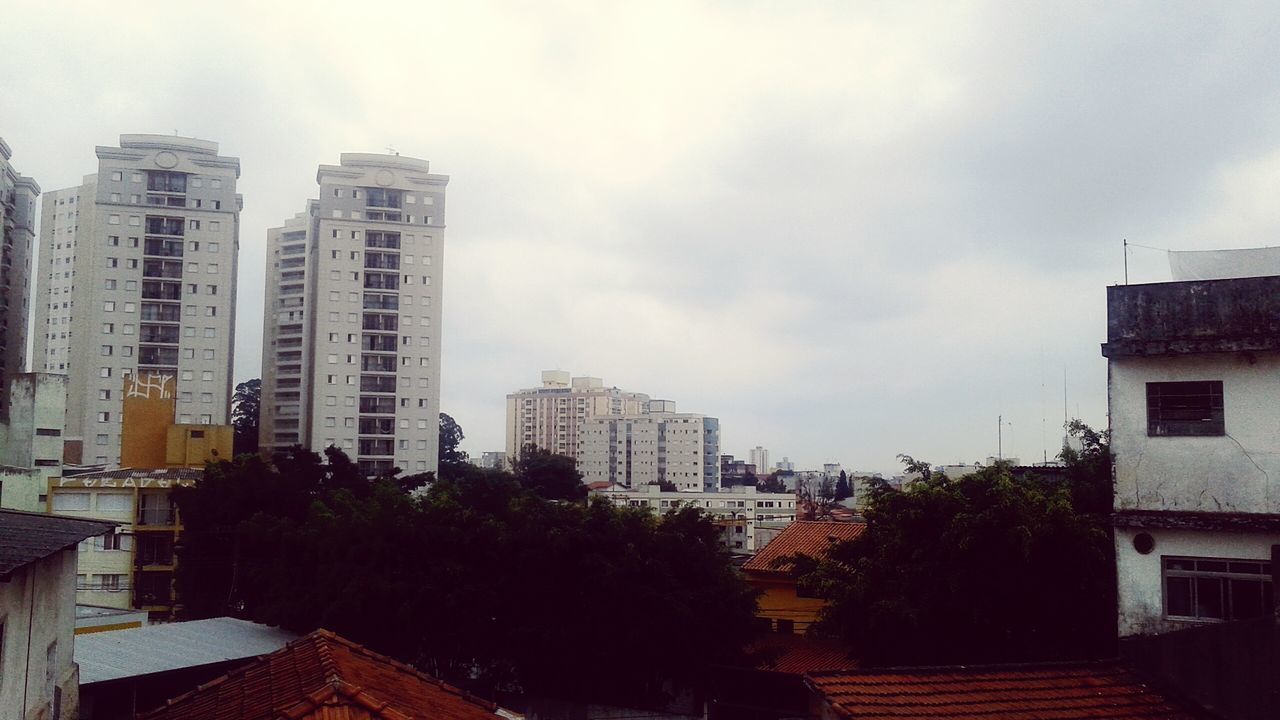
(316, 629, 501, 711)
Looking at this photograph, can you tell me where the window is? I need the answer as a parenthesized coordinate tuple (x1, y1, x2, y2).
(1147, 381, 1224, 436)
(52, 491, 90, 511)
(1164, 557, 1273, 622)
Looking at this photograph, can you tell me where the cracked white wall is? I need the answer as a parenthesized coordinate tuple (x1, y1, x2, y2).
(1110, 351, 1280, 636)
(1111, 353, 1280, 514)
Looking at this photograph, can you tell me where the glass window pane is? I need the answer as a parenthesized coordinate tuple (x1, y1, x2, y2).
(1167, 558, 1195, 572)
(1195, 577, 1225, 619)
(1228, 562, 1266, 574)
(1199, 560, 1228, 573)
(1166, 576, 1193, 616)
(1229, 579, 1265, 620)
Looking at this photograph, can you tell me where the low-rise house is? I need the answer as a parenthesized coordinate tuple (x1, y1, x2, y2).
(0, 508, 114, 720)
(741, 520, 865, 634)
(805, 661, 1200, 719)
(140, 628, 521, 719)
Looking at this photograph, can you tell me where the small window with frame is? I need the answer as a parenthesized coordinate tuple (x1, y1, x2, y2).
(1147, 381, 1224, 436)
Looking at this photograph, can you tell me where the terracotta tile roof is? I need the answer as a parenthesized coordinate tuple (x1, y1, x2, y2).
(140, 629, 520, 720)
(745, 634, 858, 675)
(742, 521, 865, 574)
(806, 661, 1200, 719)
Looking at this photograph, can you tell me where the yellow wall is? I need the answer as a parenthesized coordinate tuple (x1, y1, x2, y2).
(747, 573, 828, 633)
(165, 425, 233, 467)
(120, 373, 177, 468)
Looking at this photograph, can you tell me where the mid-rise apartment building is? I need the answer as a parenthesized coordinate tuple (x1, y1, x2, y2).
(505, 370, 650, 460)
(1103, 275, 1280, 637)
(33, 135, 240, 466)
(579, 410, 721, 491)
(591, 483, 795, 551)
(260, 153, 448, 476)
(0, 138, 40, 412)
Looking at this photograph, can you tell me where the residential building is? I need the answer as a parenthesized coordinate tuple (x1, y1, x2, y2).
(806, 662, 1197, 719)
(0, 138, 40, 410)
(749, 445, 769, 475)
(33, 134, 241, 467)
(742, 521, 865, 634)
(73, 605, 148, 635)
(579, 409, 720, 491)
(591, 483, 795, 551)
(720, 454, 757, 486)
(775, 456, 794, 473)
(139, 629, 522, 720)
(1103, 275, 1280, 637)
(260, 153, 448, 476)
(0, 508, 114, 720)
(0, 373, 69, 510)
(76, 617, 296, 719)
(505, 371, 649, 460)
(49, 468, 200, 614)
(46, 370, 231, 615)
(470, 450, 507, 471)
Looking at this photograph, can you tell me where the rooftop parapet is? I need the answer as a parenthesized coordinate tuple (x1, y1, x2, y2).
(1102, 276, 1280, 357)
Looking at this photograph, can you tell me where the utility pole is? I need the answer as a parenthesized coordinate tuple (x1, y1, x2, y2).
(998, 414, 1002, 461)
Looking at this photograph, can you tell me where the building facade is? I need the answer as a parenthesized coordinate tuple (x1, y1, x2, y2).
(591, 484, 795, 551)
(579, 412, 720, 491)
(33, 135, 240, 467)
(0, 373, 69, 511)
(0, 138, 40, 413)
(505, 371, 650, 460)
(0, 509, 114, 720)
(749, 446, 769, 476)
(1103, 276, 1280, 637)
(260, 154, 448, 476)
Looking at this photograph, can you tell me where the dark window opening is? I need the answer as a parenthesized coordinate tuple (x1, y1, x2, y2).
(1164, 556, 1272, 622)
(1147, 381, 1224, 436)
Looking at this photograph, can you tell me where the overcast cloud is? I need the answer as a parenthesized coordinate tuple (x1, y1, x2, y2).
(5, 1, 1280, 474)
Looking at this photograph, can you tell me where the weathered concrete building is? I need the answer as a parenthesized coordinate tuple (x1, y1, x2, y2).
(1103, 275, 1280, 637)
(0, 509, 114, 720)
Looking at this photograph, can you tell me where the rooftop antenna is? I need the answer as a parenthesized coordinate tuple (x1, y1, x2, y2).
(1123, 238, 1129, 284)
(385, 145, 399, 156)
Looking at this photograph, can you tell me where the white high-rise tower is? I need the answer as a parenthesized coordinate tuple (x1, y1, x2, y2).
(260, 153, 448, 476)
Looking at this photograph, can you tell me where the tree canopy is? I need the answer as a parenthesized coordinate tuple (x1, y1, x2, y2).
(513, 443, 586, 501)
(794, 424, 1115, 666)
(231, 379, 260, 456)
(173, 446, 755, 706)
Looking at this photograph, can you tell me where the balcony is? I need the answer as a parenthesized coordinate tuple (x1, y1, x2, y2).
(144, 238, 183, 257)
(363, 293, 399, 310)
(145, 217, 185, 236)
(137, 506, 176, 526)
(362, 314, 398, 331)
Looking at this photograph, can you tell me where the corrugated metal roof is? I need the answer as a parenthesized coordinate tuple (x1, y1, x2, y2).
(76, 617, 299, 685)
(0, 508, 115, 579)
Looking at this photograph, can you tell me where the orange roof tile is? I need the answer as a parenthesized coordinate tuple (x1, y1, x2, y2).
(745, 634, 859, 675)
(742, 521, 865, 574)
(806, 661, 1199, 719)
(139, 629, 520, 720)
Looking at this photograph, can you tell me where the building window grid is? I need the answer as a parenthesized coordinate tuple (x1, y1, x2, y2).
(1163, 556, 1273, 623)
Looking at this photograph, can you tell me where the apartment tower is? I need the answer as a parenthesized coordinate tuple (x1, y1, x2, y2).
(505, 371, 651, 461)
(33, 135, 240, 466)
(260, 153, 448, 476)
(0, 138, 40, 413)
(578, 409, 721, 491)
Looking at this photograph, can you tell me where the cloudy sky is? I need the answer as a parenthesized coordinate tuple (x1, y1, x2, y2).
(5, 1, 1280, 474)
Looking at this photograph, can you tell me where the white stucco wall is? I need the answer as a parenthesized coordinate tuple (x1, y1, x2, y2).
(1115, 526, 1280, 637)
(1110, 353, 1280, 513)
(0, 549, 80, 720)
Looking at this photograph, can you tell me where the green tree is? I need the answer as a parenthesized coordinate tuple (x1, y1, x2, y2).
(438, 412, 469, 480)
(513, 444, 585, 501)
(794, 450, 1115, 667)
(231, 379, 261, 456)
(834, 470, 851, 501)
(172, 447, 755, 707)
